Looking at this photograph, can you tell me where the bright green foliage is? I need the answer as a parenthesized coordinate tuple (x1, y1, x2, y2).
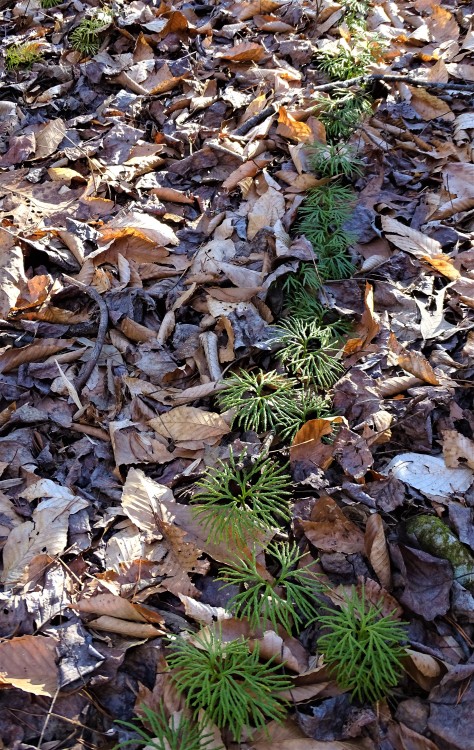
(167, 629, 291, 740)
(271, 318, 343, 388)
(343, 0, 371, 30)
(219, 542, 323, 632)
(70, 12, 112, 55)
(315, 90, 373, 141)
(307, 142, 363, 179)
(40, 0, 62, 8)
(5, 43, 43, 70)
(114, 704, 218, 750)
(316, 30, 385, 81)
(275, 388, 335, 440)
(191, 449, 291, 545)
(218, 369, 297, 433)
(317, 587, 407, 703)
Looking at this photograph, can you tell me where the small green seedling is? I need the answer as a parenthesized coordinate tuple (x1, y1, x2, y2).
(219, 541, 323, 632)
(167, 629, 291, 740)
(270, 318, 344, 388)
(218, 369, 297, 434)
(40, 0, 62, 8)
(5, 43, 43, 70)
(316, 30, 385, 81)
(307, 142, 363, 179)
(70, 11, 112, 56)
(114, 704, 218, 750)
(315, 90, 372, 141)
(191, 448, 291, 545)
(317, 586, 407, 703)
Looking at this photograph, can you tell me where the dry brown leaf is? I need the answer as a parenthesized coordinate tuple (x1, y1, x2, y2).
(442, 429, 474, 470)
(277, 107, 313, 143)
(451, 277, 474, 308)
(218, 42, 266, 62)
(33, 119, 66, 160)
(301, 496, 365, 555)
(290, 417, 346, 472)
(388, 333, 439, 385)
(0, 228, 27, 318)
(0, 338, 73, 374)
(149, 406, 230, 448)
(344, 282, 380, 354)
(247, 187, 286, 240)
(109, 421, 175, 466)
(88, 616, 164, 638)
(403, 649, 443, 692)
(407, 86, 453, 121)
(74, 593, 165, 625)
(420, 254, 460, 280)
(233, 0, 283, 21)
(381, 216, 442, 258)
(0, 635, 58, 696)
(431, 196, 474, 221)
(387, 722, 441, 750)
(426, 5, 459, 43)
(364, 514, 391, 589)
(2, 481, 88, 587)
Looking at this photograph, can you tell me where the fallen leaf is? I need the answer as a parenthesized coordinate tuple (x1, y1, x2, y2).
(365, 514, 391, 589)
(301, 496, 365, 555)
(0, 635, 58, 696)
(149, 406, 230, 448)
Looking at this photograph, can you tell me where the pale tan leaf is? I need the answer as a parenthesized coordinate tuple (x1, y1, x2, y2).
(364, 514, 391, 589)
(178, 594, 232, 625)
(301, 496, 365, 555)
(107, 211, 179, 247)
(381, 216, 442, 258)
(442, 429, 474, 470)
(33, 119, 66, 160)
(2, 482, 88, 587)
(74, 593, 165, 625)
(0, 338, 73, 374)
(247, 187, 285, 240)
(0, 635, 58, 696)
(431, 196, 474, 220)
(122, 467, 174, 535)
(148, 406, 230, 447)
(0, 229, 27, 318)
(389, 333, 439, 385)
(403, 649, 443, 691)
(407, 86, 453, 121)
(88, 615, 164, 638)
(109, 420, 175, 467)
(217, 42, 266, 62)
(420, 254, 460, 280)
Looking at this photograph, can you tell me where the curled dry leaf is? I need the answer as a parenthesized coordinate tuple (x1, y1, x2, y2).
(0, 635, 58, 696)
(291, 417, 348, 473)
(402, 648, 444, 692)
(388, 333, 439, 385)
(149, 405, 230, 449)
(74, 592, 165, 625)
(277, 107, 313, 143)
(364, 514, 391, 589)
(381, 216, 442, 259)
(217, 42, 267, 62)
(344, 283, 380, 355)
(301, 496, 365, 555)
(88, 616, 164, 639)
(442, 429, 474, 471)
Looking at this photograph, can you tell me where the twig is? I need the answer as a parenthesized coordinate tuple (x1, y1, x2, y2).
(233, 105, 276, 136)
(312, 73, 474, 95)
(62, 275, 108, 392)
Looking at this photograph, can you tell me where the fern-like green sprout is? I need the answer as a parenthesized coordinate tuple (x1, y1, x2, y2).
(167, 629, 291, 740)
(219, 541, 323, 632)
(307, 142, 363, 179)
(191, 449, 291, 545)
(40, 0, 62, 7)
(343, 0, 371, 30)
(5, 43, 43, 70)
(70, 11, 112, 55)
(314, 90, 372, 141)
(270, 318, 344, 388)
(218, 369, 296, 433)
(317, 586, 407, 703)
(114, 704, 218, 750)
(316, 30, 385, 81)
(274, 388, 335, 440)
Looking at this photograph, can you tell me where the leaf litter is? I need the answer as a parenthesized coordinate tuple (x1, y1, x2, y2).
(0, 0, 474, 748)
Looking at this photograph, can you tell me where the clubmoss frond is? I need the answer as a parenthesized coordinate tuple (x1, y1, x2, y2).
(70, 11, 113, 55)
(40, 0, 62, 7)
(317, 586, 407, 703)
(307, 142, 363, 179)
(5, 43, 43, 70)
(274, 388, 335, 440)
(270, 318, 344, 388)
(114, 704, 218, 750)
(167, 629, 291, 740)
(191, 449, 291, 545)
(218, 369, 297, 433)
(315, 30, 386, 81)
(219, 541, 323, 632)
(314, 90, 373, 141)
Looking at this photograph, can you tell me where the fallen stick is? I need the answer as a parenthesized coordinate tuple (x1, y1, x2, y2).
(311, 73, 474, 94)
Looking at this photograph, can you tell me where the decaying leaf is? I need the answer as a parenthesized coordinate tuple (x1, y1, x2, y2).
(0, 635, 59, 696)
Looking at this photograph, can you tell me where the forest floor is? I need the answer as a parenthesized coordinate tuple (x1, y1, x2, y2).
(1, 0, 474, 749)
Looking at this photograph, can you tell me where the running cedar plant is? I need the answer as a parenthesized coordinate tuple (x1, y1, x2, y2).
(317, 586, 407, 703)
(70, 11, 113, 55)
(114, 704, 218, 750)
(167, 629, 291, 740)
(218, 369, 297, 433)
(314, 89, 373, 141)
(40, 0, 62, 7)
(270, 318, 344, 388)
(218, 541, 323, 632)
(191, 449, 291, 545)
(315, 29, 386, 81)
(307, 142, 363, 179)
(5, 43, 43, 70)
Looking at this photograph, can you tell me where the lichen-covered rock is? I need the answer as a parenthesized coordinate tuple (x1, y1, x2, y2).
(407, 515, 474, 591)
